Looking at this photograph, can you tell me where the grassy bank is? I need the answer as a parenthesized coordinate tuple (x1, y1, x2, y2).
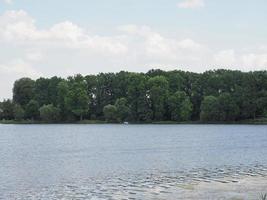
(0, 119, 106, 124)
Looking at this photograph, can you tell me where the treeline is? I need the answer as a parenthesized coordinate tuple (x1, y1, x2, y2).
(0, 69, 267, 123)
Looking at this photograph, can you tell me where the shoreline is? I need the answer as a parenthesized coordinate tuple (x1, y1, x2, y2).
(1, 119, 267, 125)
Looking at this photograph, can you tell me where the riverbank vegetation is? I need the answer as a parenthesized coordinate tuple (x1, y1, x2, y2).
(0, 69, 267, 123)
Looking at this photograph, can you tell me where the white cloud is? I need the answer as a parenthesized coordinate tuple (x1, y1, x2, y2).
(241, 53, 267, 69)
(0, 59, 40, 100)
(177, 0, 205, 9)
(178, 39, 202, 49)
(3, 0, 13, 5)
(26, 51, 43, 62)
(0, 10, 128, 55)
(214, 50, 236, 67)
(0, 59, 41, 77)
(214, 50, 267, 71)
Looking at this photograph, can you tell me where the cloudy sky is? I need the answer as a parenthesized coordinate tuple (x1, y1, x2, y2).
(0, 0, 267, 99)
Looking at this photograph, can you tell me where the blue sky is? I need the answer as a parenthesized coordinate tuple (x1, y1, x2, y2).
(0, 0, 267, 99)
(1, 0, 266, 40)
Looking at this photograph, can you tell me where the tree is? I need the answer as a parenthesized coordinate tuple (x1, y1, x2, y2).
(25, 100, 40, 120)
(85, 75, 98, 119)
(218, 93, 239, 121)
(148, 76, 169, 121)
(6, 69, 267, 123)
(65, 78, 89, 121)
(103, 104, 117, 122)
(115, 98, 129, 122)
(13, 78, 35, 107)
(0, 99, 14, 120)
(39, 104, 60, 122)
(34, 78, 50, 106)
(166, 71, 184, 93)
(168, 91, 192, 121)
(200, 96, 221, 122)
(94, 73, 116, 118)
(57, 80, 69, 120)
(180, 98, 193, 121)
(127, 73, 152, 122)
(13, 104, 25, 121)
(47, 76, 63, 106)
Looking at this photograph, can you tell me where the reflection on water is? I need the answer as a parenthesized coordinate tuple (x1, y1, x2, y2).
(0, 124, 267, 199)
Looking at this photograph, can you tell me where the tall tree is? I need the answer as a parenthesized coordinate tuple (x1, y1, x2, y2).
(34, 78, 50, 106)
(148, 76, 169, 121)
(103, 104, 117, 122)
(218, 93, 239, 121)
(200, 96, 221, 122)
(5, 69, 267, 123)
(65, 76, 89, 121)
(115, 98, 130, 122)
(25, 100, 40, 120)
(127, 73, 152, 122)
(0, 99, 14, 120)
(94, 73, 116, 117)
(168, 91, 192, 121)
(57, 80, 69, 120)
(13, 104, 25, 121)
(13, 78, 35, 107)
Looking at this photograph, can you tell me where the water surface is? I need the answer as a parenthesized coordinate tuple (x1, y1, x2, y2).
(0, 124, 267, 199)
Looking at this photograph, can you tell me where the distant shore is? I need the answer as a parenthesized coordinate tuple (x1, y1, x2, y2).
(1, 118, 267, 125)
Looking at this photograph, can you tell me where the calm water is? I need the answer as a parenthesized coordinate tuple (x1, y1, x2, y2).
(0, 124, 267, 199)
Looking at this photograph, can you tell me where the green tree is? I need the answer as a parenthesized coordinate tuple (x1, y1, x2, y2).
(168, 91, 192, 121)
(25, 100, 40, 120)
(115, 98, 129, 122)
(13, 78, 35, 107)
(85, 75, 98, 118)
(103, 104, 117, 122)
(39, 104, 60, 122)
(0, 99, 14, 120)
(65, 78, 89, 121)
(200, 96, 221, 122)
(127, 73, 152, 122)
(47, 76, 63, 106)
(148, 76, 169, 121)
(7, 69, 267, 123)
(218, 93, 239, 121)
(166, 71, 184, 93)
(13, 104, 25, 121)
(34, 78, 50, 106)
(94, 73, 116, 117)
(57, 80, 69, 120)
(34, 77, 63, 107)
(180, 98, 193, 121)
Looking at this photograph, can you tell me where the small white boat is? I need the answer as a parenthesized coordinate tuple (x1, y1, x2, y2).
(123, 122, 129, 125)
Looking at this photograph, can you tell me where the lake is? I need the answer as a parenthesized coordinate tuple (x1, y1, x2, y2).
(0, 124, 267, 199)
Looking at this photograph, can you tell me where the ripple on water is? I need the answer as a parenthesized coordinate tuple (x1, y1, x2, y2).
(4, 164, 267, 200)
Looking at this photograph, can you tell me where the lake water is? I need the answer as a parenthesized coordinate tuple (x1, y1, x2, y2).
(0, 124, 267, 199)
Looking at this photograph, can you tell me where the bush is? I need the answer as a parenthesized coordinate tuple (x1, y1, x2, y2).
(39, 104, 60, 122)
(115, 98, 129, 122)
(103, 104, 117, 122)
(25, 100, 40, 120)
(13, 104, 25, 121)
(200, 96, 221, 122)
(0, 99, 14, 120)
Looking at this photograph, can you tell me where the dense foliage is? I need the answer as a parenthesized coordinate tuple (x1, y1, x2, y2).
(1, 69, 267, 123)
